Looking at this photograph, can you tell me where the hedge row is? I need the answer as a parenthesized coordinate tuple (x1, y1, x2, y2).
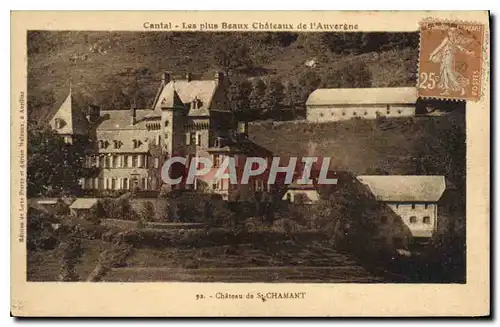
(119, 228, 327, 249)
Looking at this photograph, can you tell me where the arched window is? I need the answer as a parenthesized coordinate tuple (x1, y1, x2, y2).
(423, 216, 431, 224)
(409, 216, 417, 224)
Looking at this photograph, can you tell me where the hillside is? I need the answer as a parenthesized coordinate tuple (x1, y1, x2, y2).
(249, 115, 466, 181)
(27, 31, 418, 121)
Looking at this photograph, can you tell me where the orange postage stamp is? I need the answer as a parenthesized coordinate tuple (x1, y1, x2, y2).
(418, 19, 484, 101)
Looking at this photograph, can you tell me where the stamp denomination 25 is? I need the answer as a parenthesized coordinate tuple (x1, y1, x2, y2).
(418, 19, 484, 101)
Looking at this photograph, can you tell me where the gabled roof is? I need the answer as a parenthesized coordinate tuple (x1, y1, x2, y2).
(158, 82, 185, 109)
(70, 198, 99, 209)
(306, 87, 417, 106)
(356, 175, 448, 202)
(153, 79, 221, 116)
(49, 86, 89, 135)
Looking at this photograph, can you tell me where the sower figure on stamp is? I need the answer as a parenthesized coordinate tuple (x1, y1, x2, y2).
(429, 27, 475, 96)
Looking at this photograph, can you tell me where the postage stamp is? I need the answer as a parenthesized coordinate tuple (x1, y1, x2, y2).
(418, 19, 485, 101)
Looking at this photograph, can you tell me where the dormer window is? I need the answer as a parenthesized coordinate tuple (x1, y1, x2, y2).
(132, 139, 142, 149)
(99, 140, 109, 149)
(113, 140, 122, 149)
(54, 118, 64, 129)
(191, 98, 202, 110)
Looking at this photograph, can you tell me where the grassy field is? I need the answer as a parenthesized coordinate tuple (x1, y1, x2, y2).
(27, 239, 116, 281)
(249, 114, 465, 175)
(27, 235, 385, 282)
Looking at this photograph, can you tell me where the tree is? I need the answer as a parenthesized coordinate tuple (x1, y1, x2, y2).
(295, 33, 331, 59)
(297, 70, 322, 107)
(415, 122, 466, 197)
(140, 201, 156, 222)
(227, 77, 252, 118)
(58, 236, 83, 281)
(321, 62, 372, 89)
(262, 79, 285, 117)
(248, 79, 267, 118)
(27, 121, 87, 197)
(213, 39, 253, 73)
(283, 82, 303, 118)
(312, 173, 378, 248)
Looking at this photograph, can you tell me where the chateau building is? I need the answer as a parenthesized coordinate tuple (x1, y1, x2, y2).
(49, 71, 270, 197)
(306, 87, 418, 122)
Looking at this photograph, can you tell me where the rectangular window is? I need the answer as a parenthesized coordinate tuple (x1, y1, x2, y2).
(196, 132, 202, 146)
(123, 155, 129, 168)
(112, 155, 118, 168)
(186, 133, 191, 145)
(132, 155, 138, 167)
(111, 178, 116, 190)
(143, 178, 148, 190)
(123, 178, 129, 190)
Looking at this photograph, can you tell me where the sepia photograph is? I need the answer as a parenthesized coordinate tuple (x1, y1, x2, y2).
(25, 29, 467, 284)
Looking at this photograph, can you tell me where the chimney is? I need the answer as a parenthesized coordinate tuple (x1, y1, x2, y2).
(186, 72, 192, 82)
(215, 71, 225, 85)
(86, 104, 100, 124)
(130, 103, 137, 125)
(237, 121, 248, 137)
(162, 72, 171, 85)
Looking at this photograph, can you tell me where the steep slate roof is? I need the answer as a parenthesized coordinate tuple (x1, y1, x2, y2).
(49, 88, 89, 135)
(70, 198, 99, 209)
(159, 83, 185, 109)
(356, 175, 448, 202)
(306, 87, 417, 106)
(153, 79, 220, 116)
(96, 110, 159, 131)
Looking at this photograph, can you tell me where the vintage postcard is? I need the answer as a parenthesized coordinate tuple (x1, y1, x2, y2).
(11, 11, 490, 317)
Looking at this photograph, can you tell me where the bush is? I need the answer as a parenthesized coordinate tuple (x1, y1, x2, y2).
(27, 206, 59, 251)
(140, 201, 156, 221)
(100, 197, 138, 220)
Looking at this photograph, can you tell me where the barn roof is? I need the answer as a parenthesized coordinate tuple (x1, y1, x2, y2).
(306, 87, 417, 106)
(356, 175, 449, 202)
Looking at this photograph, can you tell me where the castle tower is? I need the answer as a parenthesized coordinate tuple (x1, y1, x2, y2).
(159, 82, 186, 157)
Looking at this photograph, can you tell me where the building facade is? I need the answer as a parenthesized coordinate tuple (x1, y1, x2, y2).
(49, 71, 272, 198)
(356, 175, 454, 249)
(306, 87, 417, 123)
